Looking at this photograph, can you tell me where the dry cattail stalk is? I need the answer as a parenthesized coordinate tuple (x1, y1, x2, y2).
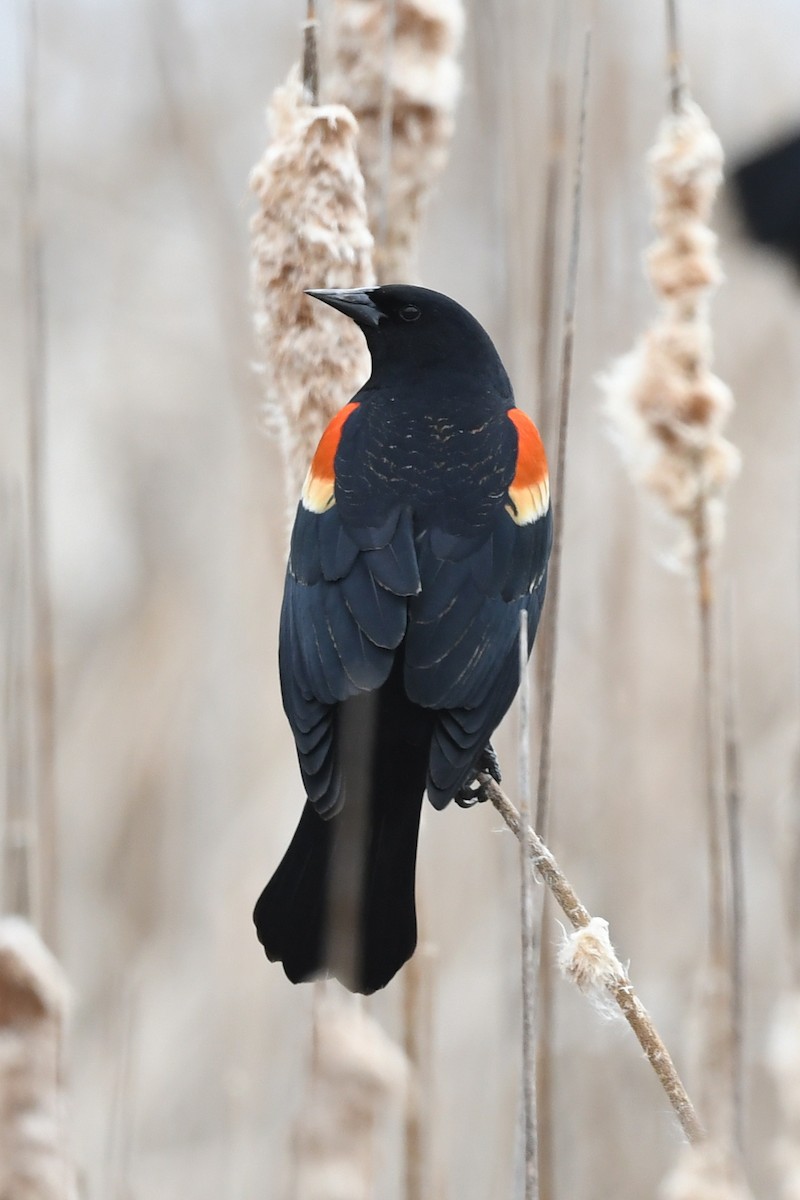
(659, 1142, 754, 1200)
(768, 992, 800, 1199)
(291, 995, 408, 1200)
(0, 915, 78, 1199)
(600, 84, 740, 1152)
(600, 98, 739, 574)
(482, 775, 704, 1145)
(249, 67, 375, 509)
(330, 0, 464, 281)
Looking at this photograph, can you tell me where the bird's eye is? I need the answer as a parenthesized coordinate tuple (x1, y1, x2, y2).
(399, 304, 422, 322)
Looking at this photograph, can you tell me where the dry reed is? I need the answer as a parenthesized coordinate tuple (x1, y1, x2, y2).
(598, 23, 742, 1164)
(330, 0, 464, 280)
(249, 67, 375, 509)
(0, 916, 77, 1199)
(22, 0, 57, 953)
(482, 776, 704, 1146)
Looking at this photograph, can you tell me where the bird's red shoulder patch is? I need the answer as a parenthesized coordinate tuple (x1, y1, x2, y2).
(506, 408, 550, 526)
(301, 401, 359, 513)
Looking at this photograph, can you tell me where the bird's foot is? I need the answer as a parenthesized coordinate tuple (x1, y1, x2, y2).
(454, 744, 502, 809)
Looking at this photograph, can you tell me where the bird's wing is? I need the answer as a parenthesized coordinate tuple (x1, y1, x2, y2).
(280, 402, 421, 816)
(404, 407, 552, 808)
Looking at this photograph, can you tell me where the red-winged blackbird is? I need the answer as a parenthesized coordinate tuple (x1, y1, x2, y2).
(254, 286, 552, 994)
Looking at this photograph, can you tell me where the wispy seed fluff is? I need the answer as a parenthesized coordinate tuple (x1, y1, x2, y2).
(558, 917, 624, 1016)
(250, 69, 375, 509)
(331, 0, 464, 281)
(659, 1142, 754, 1200)
(0, 917, 78, 1200)
(600, 100, 739, 568)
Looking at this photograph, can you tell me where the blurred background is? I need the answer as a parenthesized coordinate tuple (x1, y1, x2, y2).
(3, 0, 800, 1196)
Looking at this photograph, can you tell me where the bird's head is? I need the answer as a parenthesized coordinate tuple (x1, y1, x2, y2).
(305, 284, 509, 387)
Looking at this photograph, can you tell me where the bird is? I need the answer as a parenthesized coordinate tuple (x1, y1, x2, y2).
(254, 285, 552, 994)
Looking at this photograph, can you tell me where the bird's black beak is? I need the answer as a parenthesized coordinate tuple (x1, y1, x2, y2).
(305, 288, 383, 328)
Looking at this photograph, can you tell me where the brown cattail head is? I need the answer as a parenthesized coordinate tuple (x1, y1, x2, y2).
(0, 916, 78, 1200)
(250, 69, 375, 511)
(600, 99, 739, 569)
(291, 996, 408, 1199)
(331, 0, 464, 281)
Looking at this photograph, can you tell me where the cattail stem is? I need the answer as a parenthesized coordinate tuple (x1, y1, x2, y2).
(23, 0, 57, 950)
(534, 29, 591, 837)
(302, 0, 319, 106)
(665, 0, 687, 115)
(376, 0, 398, 265)
(482, 775, 705, 1146)
(534, 6, 568, 440)
(723, 591, 745, 1152)
(517, 611, 538, 1200)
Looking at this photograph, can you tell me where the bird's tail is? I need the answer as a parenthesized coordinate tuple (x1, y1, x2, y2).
(254, 748, 426, 995)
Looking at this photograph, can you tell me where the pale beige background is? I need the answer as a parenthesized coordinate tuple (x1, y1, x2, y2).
(3, 0, 800, 1196)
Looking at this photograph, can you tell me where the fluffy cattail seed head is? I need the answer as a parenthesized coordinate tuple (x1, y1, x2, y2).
(600, 99, 738, 569)
(558, 917, 624, 1015)
(331, 0, 464, 281)
(250, 69, 375, 510)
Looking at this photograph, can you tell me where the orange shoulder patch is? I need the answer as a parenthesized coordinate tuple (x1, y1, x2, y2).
(505, 408, 550, 526)
(301, 401, 359, 514)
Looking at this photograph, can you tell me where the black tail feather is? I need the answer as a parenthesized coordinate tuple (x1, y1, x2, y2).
(254, 780, 425, 994)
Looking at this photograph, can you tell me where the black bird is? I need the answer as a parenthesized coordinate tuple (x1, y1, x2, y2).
(254, 285, 552, 993)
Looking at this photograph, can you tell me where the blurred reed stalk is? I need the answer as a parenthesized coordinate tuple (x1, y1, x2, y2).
(528, 31, 590, 1200)
(480, 776, 704, 1146)
(600, 0, 742, 1164)
(22, 0, 57, 952)
(517, 612, 537, 1200)
(3, 489, 36, 920)
(529, 14, 569, 1198)
(329, 6, 464, 1194)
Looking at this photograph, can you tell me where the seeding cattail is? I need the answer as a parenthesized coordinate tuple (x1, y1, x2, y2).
(600, 99, 739, 571)
(659, 1142, 754, 1200)
(291, 996, 408, 1200)
(330, 0, 464, 280)
(250, 68, 375, 510)
(0, 916, 78, 1200)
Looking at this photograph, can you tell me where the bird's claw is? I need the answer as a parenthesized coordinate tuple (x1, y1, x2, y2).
(454, 744, 502, 808)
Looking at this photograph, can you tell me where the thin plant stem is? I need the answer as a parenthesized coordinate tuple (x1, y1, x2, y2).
(376, 0, 397, 272)
(403, 934, 434, 1200)
(2, 488, 36, 918)
(23, 0, 57, 948)
(481, 775, 706, 1146)
(518, 611, 538, 1200)
(723, 589, 745, 1154)
(693, 443, 734, 1155)
(534, 3, 568, 442)
(302, 0, 320, 105)
(665, 0, 687, 114)
(535, 29, 591, 838)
